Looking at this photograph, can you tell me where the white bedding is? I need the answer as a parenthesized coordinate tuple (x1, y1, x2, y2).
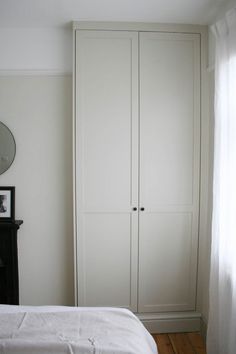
(0, 305, 157, 354)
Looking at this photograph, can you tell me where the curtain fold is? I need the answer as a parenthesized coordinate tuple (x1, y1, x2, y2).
(207, 7, 236, 354)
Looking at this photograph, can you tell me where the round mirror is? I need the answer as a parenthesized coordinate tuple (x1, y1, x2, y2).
(0, 122, 16, 175)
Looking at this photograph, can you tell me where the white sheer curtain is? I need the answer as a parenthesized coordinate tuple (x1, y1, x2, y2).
(207, 7, 236, 354)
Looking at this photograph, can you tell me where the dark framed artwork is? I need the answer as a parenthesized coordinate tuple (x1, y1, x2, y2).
(0, 186, 15, 221)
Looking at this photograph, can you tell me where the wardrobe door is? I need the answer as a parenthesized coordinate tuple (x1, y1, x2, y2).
(138, 32, 201, 312)
(75, 31, 139, 310)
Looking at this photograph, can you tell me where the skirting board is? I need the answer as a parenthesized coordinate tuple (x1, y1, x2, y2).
(137, 312, 201, 333)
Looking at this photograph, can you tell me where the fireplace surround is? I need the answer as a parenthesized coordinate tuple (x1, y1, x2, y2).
(0, 220, 23, 304)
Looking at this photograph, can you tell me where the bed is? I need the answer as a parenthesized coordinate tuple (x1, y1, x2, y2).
(0, 305, 158, 354)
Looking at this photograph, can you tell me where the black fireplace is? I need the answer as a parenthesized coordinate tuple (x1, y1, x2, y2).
(0, 220, 23, 304)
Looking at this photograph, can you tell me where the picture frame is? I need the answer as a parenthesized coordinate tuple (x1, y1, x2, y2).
(0, 186, 15, 221)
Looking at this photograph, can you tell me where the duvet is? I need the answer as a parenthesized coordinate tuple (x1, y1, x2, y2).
(0, 305, 157, 354)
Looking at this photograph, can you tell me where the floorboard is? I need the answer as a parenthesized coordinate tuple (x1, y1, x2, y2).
(168, 333, 195, 354)
(187, 332, 206, 354)
(152, 332, 207, 354)
(152, 334, 175, 354)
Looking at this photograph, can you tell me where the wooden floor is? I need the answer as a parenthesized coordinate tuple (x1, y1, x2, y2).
(152, 332, 207, 354)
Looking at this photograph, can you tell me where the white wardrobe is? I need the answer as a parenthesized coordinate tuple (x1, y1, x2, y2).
(73, 22, 208, 331)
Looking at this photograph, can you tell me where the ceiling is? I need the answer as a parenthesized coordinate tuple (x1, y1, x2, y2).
(0, 0, 235, 28)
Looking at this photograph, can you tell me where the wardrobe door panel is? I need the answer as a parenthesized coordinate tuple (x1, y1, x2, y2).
(75, 31, 139, 310)
(139, 32, 200, 207)
(139, 32, 200, 312)
(79, 213, 132, 307)
(139, 213, 195, 312)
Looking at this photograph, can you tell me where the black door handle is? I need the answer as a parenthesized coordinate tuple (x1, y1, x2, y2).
(140, 207, 145, 211)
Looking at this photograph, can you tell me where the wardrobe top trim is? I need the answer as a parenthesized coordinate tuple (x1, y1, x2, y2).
(72, 21, 207, 35)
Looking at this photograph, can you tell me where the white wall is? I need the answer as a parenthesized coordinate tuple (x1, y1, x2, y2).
(0, 28, 72, 73)
(0, 26, 74, 305)
(0, 75, 74, 305)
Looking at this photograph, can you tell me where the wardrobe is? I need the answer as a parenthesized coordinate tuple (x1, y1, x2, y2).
(73, 22, 208, 332)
